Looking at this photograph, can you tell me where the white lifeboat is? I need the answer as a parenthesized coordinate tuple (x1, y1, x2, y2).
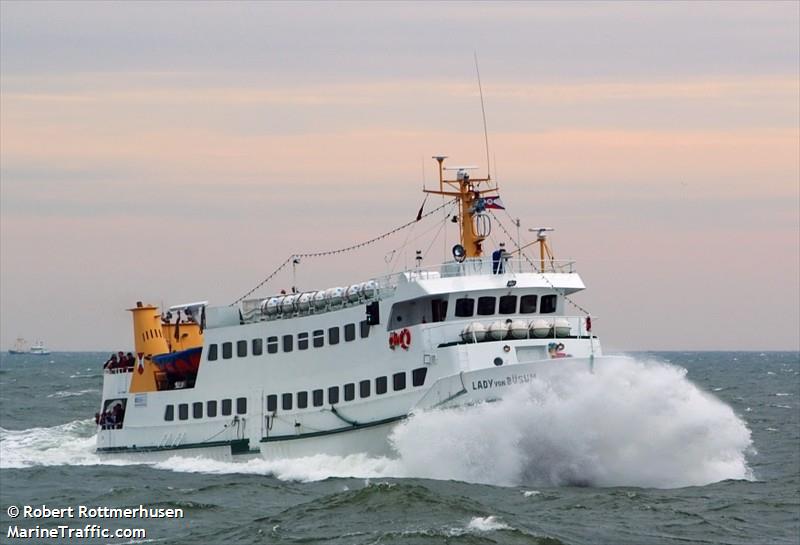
(259, 299, 270, 315)
(312, 290, 327, 309)
(326, 287, 345, 306)
(346, 283, 362, 302)
(554, 318, 571, 338)
(297, 292, 313, 312)
(265, 296, 283, 315)
(530, 319, 552, 338)
(281, 294, 298, 314)
(488, 320, 510, 341)
(460, 322, 487, 343)
(509, 319, 529, 339)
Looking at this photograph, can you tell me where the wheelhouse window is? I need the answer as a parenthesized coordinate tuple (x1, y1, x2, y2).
(328, 386, 339, 404)
(178, 403, 188, 420)
(237, 340, 247, 357)
(477, 296, 496, 315)
(236, 397, 247, 415)
(393, 372, 407, 391)
(282, 335, 293, 352)
(540, 294, 557, 314)
(298, 332, 309, 350)
(344, 323, 356, 342)
(222, 342, 232, 359)
(297, 391, 308, 409)
(359, 379, 371, 398)
(252, 338, 263, 356)
(344, 383, 355, 401)
(266, 395, 277, 412)
(267, 336, 278, 354)
(454, 298, 475, 317)
(312, 389, 323, 407)
(313, 330, 324, 348)
(207, 344, 218, 361)
(412, 367, 428, 387)
(328, 327, 340, 345)
(164, 405, 174, 421)
(282, 393, 292, 411)
(207, 400, 217, 417)
(498, 295, 517, 315)
(222, 398, 232, 416)
(193, 402, 203, 419)
(520, 295, 538, 314)
(431, 298, 449, 322)
(376, 376, 388, 395)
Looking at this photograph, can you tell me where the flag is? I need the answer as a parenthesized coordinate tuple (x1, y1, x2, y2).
(484, 196, 505, 210)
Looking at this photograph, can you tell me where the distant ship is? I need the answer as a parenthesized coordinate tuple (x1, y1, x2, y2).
(30, 340, 51, 356)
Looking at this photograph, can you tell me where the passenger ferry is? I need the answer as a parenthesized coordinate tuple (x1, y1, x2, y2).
(96, 157, 607, 460)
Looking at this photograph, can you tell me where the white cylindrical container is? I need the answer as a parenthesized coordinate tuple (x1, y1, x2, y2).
(313, 290, 327, 309)
(509, 319, 529, 339)
(266, 296, 283, 315)
(297, 292, 313, 311)
(362, 280, 377, 298)
(488, 320, 510, 341)
(326, 287, 344, 306)
(530, 319, 552, 338)
(281, 294, 297, 314)
(346, 283, 362, 302)
(554, 318, 571, 338)
(461, 322, 487, 343)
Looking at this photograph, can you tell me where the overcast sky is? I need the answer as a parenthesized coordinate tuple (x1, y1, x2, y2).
(1, 1, 798, 351)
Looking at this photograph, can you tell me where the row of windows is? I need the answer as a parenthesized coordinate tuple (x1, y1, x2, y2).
(454, 294, 556, 318)
(164, 397, 247, 421)
(207, 321, 370, 361)
(266, 368, 428, 412)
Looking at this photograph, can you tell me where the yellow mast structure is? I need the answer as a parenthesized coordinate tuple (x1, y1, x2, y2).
(424, 156, 499, 258)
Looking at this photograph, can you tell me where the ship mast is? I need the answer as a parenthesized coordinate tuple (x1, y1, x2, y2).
(424, 156, 499, 258)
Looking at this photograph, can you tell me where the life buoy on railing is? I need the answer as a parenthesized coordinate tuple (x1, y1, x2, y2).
(389, 328, 411, 350)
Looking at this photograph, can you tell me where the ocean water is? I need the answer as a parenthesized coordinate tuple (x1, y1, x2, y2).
(0, 351, 798, 544)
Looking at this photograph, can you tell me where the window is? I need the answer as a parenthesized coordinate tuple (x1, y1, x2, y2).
(164, 405, 174, 421)
(252, 338, 263, 356)
(431, 299, 449, 322)
(207, 344, 218, 361)
(359, 380, 371, 398)
(283, 334, 293, 352)
(222, 398, 232, 416)
(540, 294, 557, 314)
(360, 320, 370, 338)
(297, 391, 308, 409)
(328, 327, 340, 345)
(412, 367, 428, 387)
(393, 372, 407, 391)
(178, 403, 189, 420)
(298, 332, 309, 350)
(267, 336, 278, 354)
(236, 397, 247, 415)
(499, 295, 517, 315)
(312, 389, 324, 407)
(237, 340, 247, 357)
(282, 393, 292, 411)
(328, 386, 339, 404)
(222, 342, 232, 359)
(344, 323, 356, 342)
(344, 383, 355, 401)
(266, 395, 277, 412)
(193, 402, 203, 419)
(477, 296, 496, 315)
(313, 330, 324, 348)
(520, 295, 538, 314)
(455, 298, 475, 317)
(376, 376, 388, 395)
(207, 400, 217, 418)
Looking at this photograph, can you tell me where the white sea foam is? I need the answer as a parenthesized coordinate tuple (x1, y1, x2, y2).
(2, 357, 754, 489)
(46, 389, 98, 399)
(466, 516, 512, 532)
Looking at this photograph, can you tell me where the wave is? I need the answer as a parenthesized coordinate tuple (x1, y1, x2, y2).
(1, 357, 754, 488)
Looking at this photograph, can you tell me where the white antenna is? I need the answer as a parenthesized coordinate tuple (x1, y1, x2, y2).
(474, 51, 491, 181)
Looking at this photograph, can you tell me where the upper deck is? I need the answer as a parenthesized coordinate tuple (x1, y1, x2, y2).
(234, 257, 583, 326)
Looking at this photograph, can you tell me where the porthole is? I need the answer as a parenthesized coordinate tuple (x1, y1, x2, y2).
(493, 357, 504, 366)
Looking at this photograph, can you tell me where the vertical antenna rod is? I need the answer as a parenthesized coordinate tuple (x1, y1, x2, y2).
(474, 51, 491, 181)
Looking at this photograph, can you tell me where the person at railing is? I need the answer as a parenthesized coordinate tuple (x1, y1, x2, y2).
(492, 243, 508, 274)
(125, 352, 135, 371)
(103, 353, 118, 371)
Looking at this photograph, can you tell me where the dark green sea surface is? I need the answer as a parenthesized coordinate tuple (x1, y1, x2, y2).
(1, 351, 798, 544)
